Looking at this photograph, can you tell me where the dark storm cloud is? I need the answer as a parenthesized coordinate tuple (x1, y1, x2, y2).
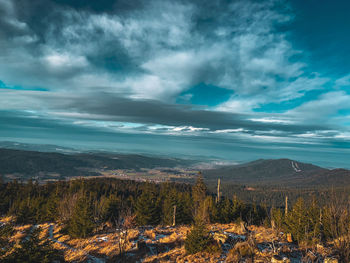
(47, 92, 326, 134)
(2, 109, 350, 169)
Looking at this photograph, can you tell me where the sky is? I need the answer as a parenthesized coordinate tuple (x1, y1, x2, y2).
(0, 0, 350, 168)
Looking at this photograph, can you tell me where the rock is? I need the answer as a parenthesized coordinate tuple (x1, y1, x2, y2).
(286, 233, 293, 243)
(271, 255, 291, 263)
(212, 232, 227, 244)
(324, 257, 338, 263)
(240, 221, 248, 233)
(316, 243, 329, 255)
(280, 244, 292, 253)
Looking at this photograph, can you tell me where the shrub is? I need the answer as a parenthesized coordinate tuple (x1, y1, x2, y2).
(205, 240, 222, 254)
(228, 241, 255, 261)
(185, 221, 211, 254)
(2, 227, 63, 263)
(67, 196, 95, 238)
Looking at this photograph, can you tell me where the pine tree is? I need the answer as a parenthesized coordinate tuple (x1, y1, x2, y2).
(306, 198, 321, 242)
(45, 194, 59, 222)
(185, 220, 211, 254)
(2, 227, 62, 263)
(176, 192, 193, 225)
(0, 224, 14, 257)
(220, 198, 233, 223)
(67, 195, 96, 238)
(135, 183, 160, 225)
(15, 199, 34, 224)
(284, 198, 308, 242)
(162, 188, 178, 225)
(271, 207, 284, 230)
(102, 195, 120, 225)
(192, 175, 208, 222)
(208, 196, 219, 223)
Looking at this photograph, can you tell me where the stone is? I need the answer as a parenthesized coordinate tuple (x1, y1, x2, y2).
(324, 258, 338, 263)
(212, 232, 227, 244)
(271, 255, 291, 263)
(240, 221, 248, 233)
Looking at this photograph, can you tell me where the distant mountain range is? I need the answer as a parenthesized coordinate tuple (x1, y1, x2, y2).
(0, 141, 80, 154)
(202, 158, 350, 187)
(0, 147, 196, 181)
(1, 142, 349, 188)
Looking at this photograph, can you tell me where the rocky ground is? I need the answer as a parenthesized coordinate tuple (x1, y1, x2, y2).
(0, 217, 341, 262)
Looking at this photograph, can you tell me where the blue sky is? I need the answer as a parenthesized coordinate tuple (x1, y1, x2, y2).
(0, 0, 349, 168)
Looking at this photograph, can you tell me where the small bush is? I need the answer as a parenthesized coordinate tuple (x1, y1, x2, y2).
(205, 240, 222, 254)
(228, 241, 255, 261)
(185, 222, 210, 254)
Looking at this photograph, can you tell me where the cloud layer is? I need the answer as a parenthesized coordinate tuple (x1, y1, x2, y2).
(0, 0, 349, 166)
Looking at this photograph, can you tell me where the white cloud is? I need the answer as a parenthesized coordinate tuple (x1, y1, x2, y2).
(215, 96, 261, 113)
(287, 91, 350, 123)
(249, 117, 294, 124)
(335, 74, 350, 88)
(44, 52, 89, 69)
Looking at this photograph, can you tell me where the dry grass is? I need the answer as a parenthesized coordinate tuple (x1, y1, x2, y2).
(0, 216, 14, 224)
(158, 232, 181, 243)
(179, 251, 222, 263)
(9, 224, 32, 243)
(144, 229, 156, 240)
(39, 224, 50, 239)
(2, 222, 317, 262)
(98, 241, 119, 257)
(56, 234, 70, 243)
(127, 228, 140, 240)
(14, 224, 32, 232)
(143, 247, 186, 262)
(64, 249, 87, 262)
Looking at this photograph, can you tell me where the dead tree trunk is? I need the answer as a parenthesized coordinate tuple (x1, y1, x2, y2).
(216, 178, 221, 203)
(285, 196, 288, 216)
(172, 205, 176, 226)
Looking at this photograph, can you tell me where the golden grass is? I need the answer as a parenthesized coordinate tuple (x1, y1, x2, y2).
(98, 241, 119, 257)
(0, 216, 14, 223)
(144, 229, 156, 240)
(127, 229, 140, 240)
(15, 224, 32, 232)
(158, 232, 180, 243)
(39, 225, 50, 240)
(143, 247, 185, 262)
(10, 231, 25, 242)
(64, 249, 87, 262)
(57, 234, 71, 243)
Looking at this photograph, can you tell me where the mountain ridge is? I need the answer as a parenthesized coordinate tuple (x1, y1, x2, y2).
(202, 158, 350, 187)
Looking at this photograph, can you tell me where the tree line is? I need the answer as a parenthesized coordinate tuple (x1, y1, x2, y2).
(0, 176, 267, 237)
(1, 176, 350, 261)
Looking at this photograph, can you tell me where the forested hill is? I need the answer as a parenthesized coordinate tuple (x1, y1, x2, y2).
(0, 148, 196, 181)
(202, 158, 350, 187)
(1, 147, 350, 189)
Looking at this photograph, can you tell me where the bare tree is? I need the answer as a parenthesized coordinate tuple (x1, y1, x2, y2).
(115, 208, 136, 258)
(323, 192, 350, 261)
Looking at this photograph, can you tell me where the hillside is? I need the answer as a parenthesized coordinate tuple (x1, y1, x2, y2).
(1, 147, 350, 189)
(0, 141, 79, 154)
(0, 177, 347, 262)
(0, 148, 196, 181)
(202, 158, 350, 187)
